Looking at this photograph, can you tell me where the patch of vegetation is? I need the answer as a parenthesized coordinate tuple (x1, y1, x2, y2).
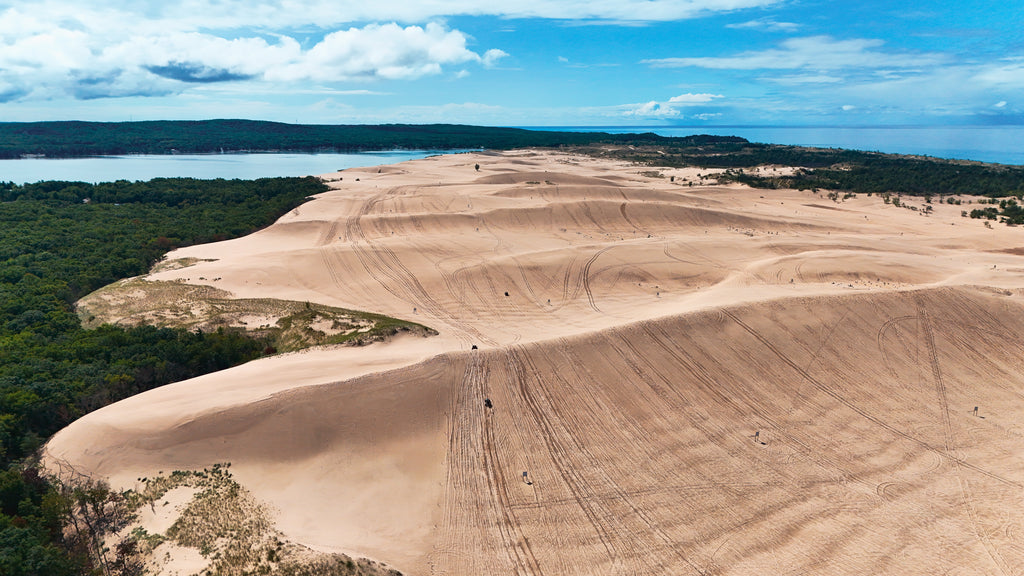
(968, 197, 1024, 225)
(59, 463, 405, 576)
(79, 279, 436, 353)
(275, 556, 404, 576)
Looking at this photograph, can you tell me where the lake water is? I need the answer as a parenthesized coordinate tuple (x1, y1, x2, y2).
(530, 125, 1024, 166)
(0, 150, 446, 185)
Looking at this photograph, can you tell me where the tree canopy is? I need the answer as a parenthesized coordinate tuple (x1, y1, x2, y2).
(0, 176, 327, 574)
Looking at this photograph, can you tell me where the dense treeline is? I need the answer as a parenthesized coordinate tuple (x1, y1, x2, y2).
(0, 176, 327, 574)
(0, 120, 745, 158)
(724, 155, 1024, 198)
(580, 141, 1024, 198)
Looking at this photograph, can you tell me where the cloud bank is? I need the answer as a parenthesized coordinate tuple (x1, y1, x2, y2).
(622, 93, 724, 118)
(0, 16, 505, 101)
(0, 0, 789, 102)
(7, 1, 786, 31)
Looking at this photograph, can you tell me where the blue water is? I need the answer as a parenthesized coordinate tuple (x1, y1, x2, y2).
(525, 125, 1024, 166)
(0, 150, 445, 185)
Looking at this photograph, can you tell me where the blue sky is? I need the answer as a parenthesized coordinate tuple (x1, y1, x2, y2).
(1, 0, 1022, 126)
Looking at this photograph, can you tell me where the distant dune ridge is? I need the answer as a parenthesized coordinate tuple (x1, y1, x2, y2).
(46, 150, 1024, 575)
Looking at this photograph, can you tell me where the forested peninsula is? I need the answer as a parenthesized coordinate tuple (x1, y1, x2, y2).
(0, 120, 689, 158)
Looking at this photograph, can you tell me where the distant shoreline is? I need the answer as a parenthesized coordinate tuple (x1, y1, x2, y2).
(2, 120, 1019, 165)
(521, 124, 1024, 166)
(0, 120, 685, 160)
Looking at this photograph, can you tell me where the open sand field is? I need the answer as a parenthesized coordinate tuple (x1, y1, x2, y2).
(46, 150, 1024, 575)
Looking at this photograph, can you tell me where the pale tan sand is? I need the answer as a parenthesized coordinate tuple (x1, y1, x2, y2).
(138, 486, 199, 535)
(46, 150, 1024, 575)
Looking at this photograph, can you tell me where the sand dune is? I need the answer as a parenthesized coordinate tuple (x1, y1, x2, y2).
(46, 150, 1024, 575)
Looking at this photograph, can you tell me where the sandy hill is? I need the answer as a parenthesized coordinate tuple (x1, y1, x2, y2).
(46, 150, 1024, 575)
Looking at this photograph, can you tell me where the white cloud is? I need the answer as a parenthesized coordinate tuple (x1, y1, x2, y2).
(668, 92, 723, 103)
(622, 93, 723, 117)
(644, 36, 946, 70)
(0, 0, 787, 103)
(482, 49, 510, 67)
(624, 101, 680, 117)
(269, 23, 480, 81)
(10, 1, 786, 31)
(726, 18, 799, 32)
(971, 61, 1024, 87)
(0, 19, 498, 101)
(995, 101, 1007, 108)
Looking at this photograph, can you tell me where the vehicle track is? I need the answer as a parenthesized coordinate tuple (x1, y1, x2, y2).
(434, 354, 480, 574)
(581, 246, 614, 313)
(578, 202, 610, 236)
(519, 343, 711, 575)
(560, 253, 580, 306)
(478, 360, 543, 576)
(503, 346, 627, 573)
(619, 202, 653, 237)
(317, 216, 343, 246)
(344, 189, 494, 346)
(803, 308, 851, 374)
(916, 296, 1011, 576)
(434, 255, 477, 306)
(509, 255, 545, 305)
(875, 315, 917, 379)
(723, 309, 1021, 488)
(661, 243, 704, 267)
(637, 321, 873, 491)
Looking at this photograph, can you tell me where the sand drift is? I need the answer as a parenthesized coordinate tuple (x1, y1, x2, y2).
(47, 151, 1024, 575)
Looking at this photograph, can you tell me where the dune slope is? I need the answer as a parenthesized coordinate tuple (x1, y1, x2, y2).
(47, 150, 1024, 575)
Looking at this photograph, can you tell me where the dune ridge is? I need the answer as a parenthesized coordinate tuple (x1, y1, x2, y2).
(46, 150, 1024, 575)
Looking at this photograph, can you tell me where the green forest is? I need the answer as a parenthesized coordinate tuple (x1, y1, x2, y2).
(0, 120, 706, 158)
(0, 176, 327, 575)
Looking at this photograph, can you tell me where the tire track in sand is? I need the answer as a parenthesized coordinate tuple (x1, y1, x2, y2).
(723, 309, 1020, 488)
(477, 351, 543, 576)
(504, 346, 625, 573)
(538, 338, 718, 575)
(343, 189, 494, 346)
(619, 202, 653, 237)
(582, 246, 614, 313)
(875, 315, 917, 379)
(916, 296, 1011, 576)
(436, 352, 540, 576)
